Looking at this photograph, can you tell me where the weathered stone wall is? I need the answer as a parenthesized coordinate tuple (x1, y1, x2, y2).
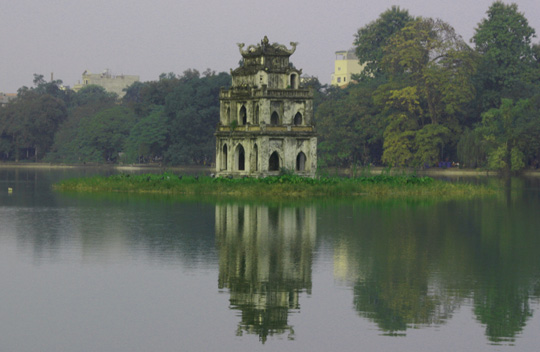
(215, 134, 316, 177)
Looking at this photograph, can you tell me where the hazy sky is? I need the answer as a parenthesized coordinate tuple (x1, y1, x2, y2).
(1, 0, 539, 93)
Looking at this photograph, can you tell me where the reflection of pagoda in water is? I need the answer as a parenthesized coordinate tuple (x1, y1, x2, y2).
(215, 204, 316, 342)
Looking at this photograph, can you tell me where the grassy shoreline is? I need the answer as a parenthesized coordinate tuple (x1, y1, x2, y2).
(53, 172, 498, 200)
(5, 162, 540, 177)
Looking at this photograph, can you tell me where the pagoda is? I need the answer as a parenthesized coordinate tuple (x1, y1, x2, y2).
(215, 36, 317, 177)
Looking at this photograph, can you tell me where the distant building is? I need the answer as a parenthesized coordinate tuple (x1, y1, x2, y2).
(331, 49, 365, 87)
(72, 69, 139, 97)
(215, 36, 317, 178)
(0, 92, 17, 107)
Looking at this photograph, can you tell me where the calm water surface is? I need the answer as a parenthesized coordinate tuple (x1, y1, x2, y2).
(1, 167, 540, 352)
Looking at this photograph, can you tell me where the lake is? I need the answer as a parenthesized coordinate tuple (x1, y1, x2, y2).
(1, 167, 540, 352)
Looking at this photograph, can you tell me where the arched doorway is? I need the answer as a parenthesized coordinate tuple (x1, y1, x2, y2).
(294, 112, 302, 125)
(235, 144, 245, 171)
(269, 151, 280, 171)
(222, 144, 228, 170)
(239, 105, 247, 125)
(271, 111, 279, 125)
(296, 152, 306, 171)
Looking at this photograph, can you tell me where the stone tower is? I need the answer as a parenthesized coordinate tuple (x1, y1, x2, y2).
(215, 37, 317, 177)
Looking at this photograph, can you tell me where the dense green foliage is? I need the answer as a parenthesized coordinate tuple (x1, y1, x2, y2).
(353, 6, 414, 81)
(318, 1, 540, 173)
(1, 70, 229, 165)
(54, 172, 496, 200)
(0, 75, 68, 161)
(163, 70, 230, 165)
(2, 2, 539, 173)
(472, 2, 539, 110)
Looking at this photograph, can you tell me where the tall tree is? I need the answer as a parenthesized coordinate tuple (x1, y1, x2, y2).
(383, 18, 476, 127)
(379, 18, 476, 166)
(472, 1, 537, 110)
(353, 6, 414, 80)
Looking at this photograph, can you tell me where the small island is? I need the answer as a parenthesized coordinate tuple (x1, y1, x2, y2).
(53, 172, 497, 200)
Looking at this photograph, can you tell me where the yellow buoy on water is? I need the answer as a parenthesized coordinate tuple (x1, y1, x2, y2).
(8, 187, 13, 194)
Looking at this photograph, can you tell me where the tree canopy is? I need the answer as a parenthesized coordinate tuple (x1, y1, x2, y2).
(2, 2, 540, 173)
(472, 1, 538, 109)
(353, 6, 414, 80)
(317, 2, 540, 172)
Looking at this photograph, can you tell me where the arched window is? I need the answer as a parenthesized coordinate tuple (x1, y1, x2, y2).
(269, 151, 280, 171)
(235, 144, 245, 171)
(271, 111, 279, 125)
(294, 112, 302, 125)
(222, 144, 228, 170)
(226, 107, 231, 125)
(296, 152, 306, 171)
(254, 105, 259, 125)
(239, 105, 247, 125)
(252, 144, 259, 171)
(290, 74, 297, 89)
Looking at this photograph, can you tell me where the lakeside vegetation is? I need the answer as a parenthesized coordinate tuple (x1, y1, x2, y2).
(54, 173, 497, 200)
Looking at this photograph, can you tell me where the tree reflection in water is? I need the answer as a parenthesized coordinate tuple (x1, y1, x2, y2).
(319, 185, 540, 344)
